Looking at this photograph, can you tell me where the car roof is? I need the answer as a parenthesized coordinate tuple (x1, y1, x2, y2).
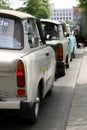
(0, 9, 36, 20)
(41, 19, 61, 25)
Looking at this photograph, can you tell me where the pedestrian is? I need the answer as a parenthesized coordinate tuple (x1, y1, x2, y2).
(72, 26, 80, 48)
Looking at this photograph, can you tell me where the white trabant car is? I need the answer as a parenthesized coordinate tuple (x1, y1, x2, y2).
(41, 19, 71, 77)
(0, 10, 56, 123)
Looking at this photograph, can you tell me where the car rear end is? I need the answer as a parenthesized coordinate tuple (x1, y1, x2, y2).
(0, 53, 27, 108)
(0, 11, 31, 113)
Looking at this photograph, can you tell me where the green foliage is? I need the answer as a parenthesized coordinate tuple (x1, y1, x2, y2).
(81, 10, 87, 38)
(0, 0, 10, 9)
(78, 0, 87, 9)
(78, 0, 87, 38)
(66, 21, 75, 26)
(17, 0, 51, 18)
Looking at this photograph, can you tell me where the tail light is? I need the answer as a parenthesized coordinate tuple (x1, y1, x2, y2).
(17, 60, 25, 87)
(58, 44, 63, 61)
(17, 89, 25, 96)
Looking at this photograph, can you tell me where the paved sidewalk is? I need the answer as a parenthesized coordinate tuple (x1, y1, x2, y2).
(66, 47, 87, 130)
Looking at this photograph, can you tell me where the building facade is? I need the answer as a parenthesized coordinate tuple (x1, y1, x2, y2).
(50, 4, 73, 22)
(50, 8, 73, 22)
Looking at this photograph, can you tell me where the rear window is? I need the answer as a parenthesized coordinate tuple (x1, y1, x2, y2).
(41, 22, 59, 40)
(0, 17, 23, 49)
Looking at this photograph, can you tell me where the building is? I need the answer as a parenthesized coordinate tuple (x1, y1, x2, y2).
(73, 7, 82, 26)
(50, 4, 73, 22)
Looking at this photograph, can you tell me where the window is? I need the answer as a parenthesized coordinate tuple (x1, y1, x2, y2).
(57, 13, 59, 16)
(42, 22, 59, 40)
(66, 13, 68, 16)
(63, 17, 65, 20)
(69, 17, 71, 20)
(60, 13, 62, 16)
(0, 17, 22, 49)
(59, 25, 64, 38)
(63, 9, 65, 12)
(60, 17, 62, 20)
(54, 17, 56, 20)
(54, 13, 56, 16)
(27, 19, 40, 48)
(66, 17, 68, 20)
(63, 13, 65, 16)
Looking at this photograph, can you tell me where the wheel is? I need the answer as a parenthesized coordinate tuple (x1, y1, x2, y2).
(66, 55, 69, 69)
(66, 63, 69, 68)
(47, 85, 53, 96)
(60, 65, 66, 76)
(19, 90, 40, 124)
(30, 91, 40, 124)
(63, 65, 66, 75)
(55, 72, 58, 80)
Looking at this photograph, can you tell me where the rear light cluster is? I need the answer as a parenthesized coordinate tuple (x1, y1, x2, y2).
(17, 60, 26, 96)
(58, 44, 63, 61)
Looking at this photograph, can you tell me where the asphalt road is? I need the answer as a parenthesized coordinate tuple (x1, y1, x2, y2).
(0, 47, 84, 130)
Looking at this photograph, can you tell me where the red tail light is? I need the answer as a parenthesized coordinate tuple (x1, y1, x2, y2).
(58, 44, 63, 61)
(17, 89, 25, 96)
(17, 60, 25, 87)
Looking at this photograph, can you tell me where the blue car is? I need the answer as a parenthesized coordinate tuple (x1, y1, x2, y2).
(66, 24, 77, 60)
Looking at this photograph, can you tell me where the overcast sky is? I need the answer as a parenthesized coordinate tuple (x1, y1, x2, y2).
(50, 0, 78, 8)
(9, 0, 78, 9)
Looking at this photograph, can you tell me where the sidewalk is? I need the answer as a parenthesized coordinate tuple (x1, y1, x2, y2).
(66, 47, 87, 130)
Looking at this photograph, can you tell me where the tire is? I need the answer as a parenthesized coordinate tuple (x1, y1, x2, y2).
(66, 63, 69, 68)
(47, 85, 53, 96)
(19, 89, 40, 124)
(60, 65, 66, 76)
(66, 55, 69, 69)
(30, 91, 40, 124)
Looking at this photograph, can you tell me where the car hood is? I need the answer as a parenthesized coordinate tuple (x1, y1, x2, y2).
(0, 51, 24, 72)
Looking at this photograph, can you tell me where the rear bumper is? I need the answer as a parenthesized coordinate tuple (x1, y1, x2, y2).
(0, 100, 33, 110)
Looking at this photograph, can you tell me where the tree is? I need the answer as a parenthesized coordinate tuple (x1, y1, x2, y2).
(78, 0, 87, 9)
(0, 0, 10, 9)
(17, 0, 51, 19)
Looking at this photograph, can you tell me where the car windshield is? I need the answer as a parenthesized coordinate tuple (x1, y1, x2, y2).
(42, 22, 59, 40)
(0, 17, 22, 49)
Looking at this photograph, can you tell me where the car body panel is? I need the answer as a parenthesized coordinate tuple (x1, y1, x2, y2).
(0, 10, 56, 111)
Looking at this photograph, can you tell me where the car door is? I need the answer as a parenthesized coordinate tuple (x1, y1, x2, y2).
(27, 18, 52, 94)
(36, 19, 55, 92)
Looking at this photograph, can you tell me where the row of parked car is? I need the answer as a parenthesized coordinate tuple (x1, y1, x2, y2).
(0, 9, 77, 124)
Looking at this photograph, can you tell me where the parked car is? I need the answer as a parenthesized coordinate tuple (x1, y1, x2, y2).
(41, 19, 71, 77)
(66, 24, 77, 59)
(0, 10, 56, 124)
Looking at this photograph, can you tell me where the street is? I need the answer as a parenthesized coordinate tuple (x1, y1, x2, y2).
(0, 47, 85, 130)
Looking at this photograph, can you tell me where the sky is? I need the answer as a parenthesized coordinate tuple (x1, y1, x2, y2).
(50, 0, 78, 8)
(9, 0, 78, 9)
